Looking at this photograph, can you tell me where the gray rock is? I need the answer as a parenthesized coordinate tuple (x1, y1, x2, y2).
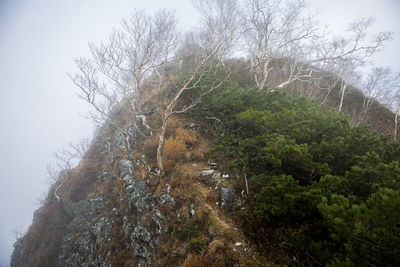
(64, 197, 104, 219)
(189, 202, 196, 218)
(120, 160, 133, 177)
(220, 187, 236, 216)
(159, 194, 175, 206)
(114, 130, 128, 151)
(166, 183, 171, 193)
(93, 216, 113, 244)
(64, 200, 90, 218)
(222, 173, 229, 179)
(123, 175, 135, 186)
(207, 160, 218, 169)
(186, 122, 199, 131)
(112, 208, 121, 216)
(98, 171, 109, 181)
(212, 172, 221, 179)
(122, 216, 132, 236)
(152, 211, 164, 234)
(138, 257, 148, 267)
(128, 125, 139, 140)
(134, 244, 152, 265)
(196, 169, 215, 177)
(126, 184, 135, 193)
(130, 181, 155, 213)
(133, 224, 151, 242)
(57, 195, 115, 266)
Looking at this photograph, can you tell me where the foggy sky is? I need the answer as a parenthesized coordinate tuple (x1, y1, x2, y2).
(0, 0, 399, 265)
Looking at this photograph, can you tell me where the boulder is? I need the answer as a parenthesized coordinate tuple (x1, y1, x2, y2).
(159, 194, 175, 206)
(220, 187, 236, 216)
(120, 160, 133, 177)
(130, 181, 156, 213)
(196, 169, 215, 177)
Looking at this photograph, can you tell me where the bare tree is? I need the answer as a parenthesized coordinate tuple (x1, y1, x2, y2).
(193, 0, 240, 64)
(70, 4, 236, 174)
(354, 67, 394, 124)
(241, 0, 392, 91)
(385, 72, 400, 140)
(156, 1, 237, 173)
(69, 137, 90, 159)
(10, 228, 23, 243)
(276, 17, 391, 90)
(242, 0, 323, 89)
(333, 59, 361, 112)
(46, 138, 89, 201)
(70, 9, 177, 133)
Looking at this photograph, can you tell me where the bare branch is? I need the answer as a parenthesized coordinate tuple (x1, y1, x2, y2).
(71, 9, 177, 128)
(156, 1, 235, 173)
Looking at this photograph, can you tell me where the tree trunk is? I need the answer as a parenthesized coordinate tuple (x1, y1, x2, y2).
(276, 78, 294, 90)
(395, 109, 399, 141)
(156, 116, 168, 174)
(338, 83, 347, 112)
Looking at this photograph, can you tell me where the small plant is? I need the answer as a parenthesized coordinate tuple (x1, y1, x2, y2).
(189, 238, 205, 254)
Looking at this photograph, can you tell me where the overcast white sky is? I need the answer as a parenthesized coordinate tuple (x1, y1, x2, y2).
(0, 0, 399, 265)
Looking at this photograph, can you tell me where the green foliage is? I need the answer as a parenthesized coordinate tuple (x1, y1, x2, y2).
(193, 85, 400, 265)
(320, 188, 400, 266)
(189, 238, 206, 254)
(173, 219, 202, 242)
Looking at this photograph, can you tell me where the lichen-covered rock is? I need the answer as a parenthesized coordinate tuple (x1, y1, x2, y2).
(114, 130, 128, 151)
(189, 202, 196, 219)
(128, 124, 139, 140)
(64, 197, 104, 219)
(134, 245, 152, 266)
(207, 160, 218, 169)
(132, 224, 152, 242)
(57, 196, 113, 266)
(120, 159, 133, 177)
(159, 193, 175, 206)
(11, 109, 269, 267)
(196, 169, 215, 177)
(185, 122, 199, 131)
(152, 210, 164, 234)
(220, 186, 237, 216)
(98, 171, 110, 182)
(122, 216, 133, 236)
(130, 181, 156, 213)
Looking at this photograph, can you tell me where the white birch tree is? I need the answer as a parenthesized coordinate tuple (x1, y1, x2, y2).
(241, 0, 393, 91)
(385, 72, 400, 140)
(357, 67, 393, 124)
(70, 9, 177, 133)
(156, 0, 238, 173)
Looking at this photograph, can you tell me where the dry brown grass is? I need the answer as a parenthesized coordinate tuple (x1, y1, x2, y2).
(61, 160, 100, 202)
(140, 87, 159, 105)
(173, 162, 198, 179)
(175, 127, 197, 145)
(143, 134, 160, 161)
(13, 200, 71, 267)
(164, 136, 187, 159)
(163, 136, 188, 172)
(165, 116, 181, 137)
(190, 139, 210, 161)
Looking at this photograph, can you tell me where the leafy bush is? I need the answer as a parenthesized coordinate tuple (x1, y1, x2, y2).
(193, 86, 400, 265)
(189, 238, 205, 254)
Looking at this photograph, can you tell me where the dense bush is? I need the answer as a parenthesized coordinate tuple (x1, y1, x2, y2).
(194, 86, 400, 265)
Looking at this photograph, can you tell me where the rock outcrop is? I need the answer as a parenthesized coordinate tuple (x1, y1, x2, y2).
(11, 116, 264, 267)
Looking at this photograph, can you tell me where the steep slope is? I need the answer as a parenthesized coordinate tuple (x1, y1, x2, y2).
(11, 111, 268, 266)
(11, 77, 400, 266)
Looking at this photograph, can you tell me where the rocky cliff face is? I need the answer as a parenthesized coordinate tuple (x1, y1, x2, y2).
(11, 117, 265, 266)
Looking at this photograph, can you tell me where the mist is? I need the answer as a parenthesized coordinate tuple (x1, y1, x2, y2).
(0, 0, 399, 265)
